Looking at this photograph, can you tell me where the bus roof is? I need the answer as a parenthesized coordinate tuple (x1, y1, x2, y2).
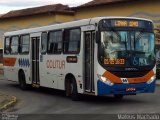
(4, 16, 153, 36)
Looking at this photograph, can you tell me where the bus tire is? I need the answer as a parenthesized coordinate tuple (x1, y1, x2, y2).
(65, 77, 80, 101)
(19, 71, 28, 90)
(114, 94, 124, 100)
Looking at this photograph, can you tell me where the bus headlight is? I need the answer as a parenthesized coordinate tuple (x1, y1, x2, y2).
(147, 75, 156, 84)
(97, 74, 114, 86)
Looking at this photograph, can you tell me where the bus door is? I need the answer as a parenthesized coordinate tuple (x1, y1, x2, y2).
(31, 37, 40, 87)
(84, 31, 95, 93)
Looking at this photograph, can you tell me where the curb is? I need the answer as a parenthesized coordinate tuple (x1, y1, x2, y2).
(156, 80, 160, 86)
(0, 95, 17, 111)
(156, 83, 160, 86)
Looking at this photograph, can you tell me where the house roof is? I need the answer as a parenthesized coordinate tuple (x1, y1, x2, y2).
(0, 0, 155, 19)
(0, 4, 74, 19)
(74, 0, 134, 9)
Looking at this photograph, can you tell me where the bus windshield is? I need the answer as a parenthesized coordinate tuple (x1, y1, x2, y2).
(99, 30, 155, 68)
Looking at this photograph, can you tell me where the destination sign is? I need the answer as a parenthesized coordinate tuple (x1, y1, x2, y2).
(111, 19, 143, 28)
(114, 20, 139, 27)
(101, 19, 153, 30)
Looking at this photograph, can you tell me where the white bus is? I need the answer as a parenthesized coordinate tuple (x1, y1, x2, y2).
(3, 17, 156, 100)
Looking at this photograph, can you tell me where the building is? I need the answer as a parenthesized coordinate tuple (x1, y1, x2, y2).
(0, 0, 160, 50)
(0, 4, 75, 48)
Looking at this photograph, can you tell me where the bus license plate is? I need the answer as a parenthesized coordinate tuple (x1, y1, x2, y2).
(126, 88, 136, 92)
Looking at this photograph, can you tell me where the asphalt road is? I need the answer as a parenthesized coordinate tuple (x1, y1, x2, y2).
(0, 79, 160, 114)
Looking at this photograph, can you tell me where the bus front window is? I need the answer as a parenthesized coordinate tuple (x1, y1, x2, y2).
(99, 31, 155, 68)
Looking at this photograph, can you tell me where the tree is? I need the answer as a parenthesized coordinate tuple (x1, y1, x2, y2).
(155, 25, 160, 78)
(155, 25, 160, 42)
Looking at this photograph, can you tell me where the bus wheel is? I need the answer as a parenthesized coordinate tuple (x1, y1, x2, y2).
(65, 77, 80, 101)
(114, 94, 124, 100)
(19, 71, 28, 90)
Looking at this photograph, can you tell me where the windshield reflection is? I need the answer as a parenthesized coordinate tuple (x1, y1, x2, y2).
(100, 31, 155, 67)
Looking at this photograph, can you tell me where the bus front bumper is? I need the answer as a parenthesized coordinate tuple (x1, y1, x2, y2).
(97, 80, 156, 96)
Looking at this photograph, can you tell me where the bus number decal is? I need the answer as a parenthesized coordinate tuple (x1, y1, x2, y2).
(46, 60, 65, 69)
(121, 78, 128, 83)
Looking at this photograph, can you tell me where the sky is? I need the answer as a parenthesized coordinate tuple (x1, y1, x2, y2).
(0, 0, 92, 14)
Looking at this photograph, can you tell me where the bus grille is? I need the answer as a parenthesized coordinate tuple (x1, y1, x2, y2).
(111, 71, 149, 78)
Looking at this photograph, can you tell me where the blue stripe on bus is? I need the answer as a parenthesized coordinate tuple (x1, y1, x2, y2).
(18, 58, 30, 67)
(97, 80, 156, 96)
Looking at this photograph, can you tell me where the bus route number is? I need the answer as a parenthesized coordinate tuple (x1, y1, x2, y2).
(104, 58, 125, 65)
(114, 20, 139, 27)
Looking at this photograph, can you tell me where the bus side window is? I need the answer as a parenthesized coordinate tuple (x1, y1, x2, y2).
(63, 28, 81, 54)
(0, 49, 3, 64)
(20, 35, 30, 54)
(41, 32, 47, 54)
(10, 36, 19, 54)
(48, 31, 62, 54)
(4, 37, 11, 54)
